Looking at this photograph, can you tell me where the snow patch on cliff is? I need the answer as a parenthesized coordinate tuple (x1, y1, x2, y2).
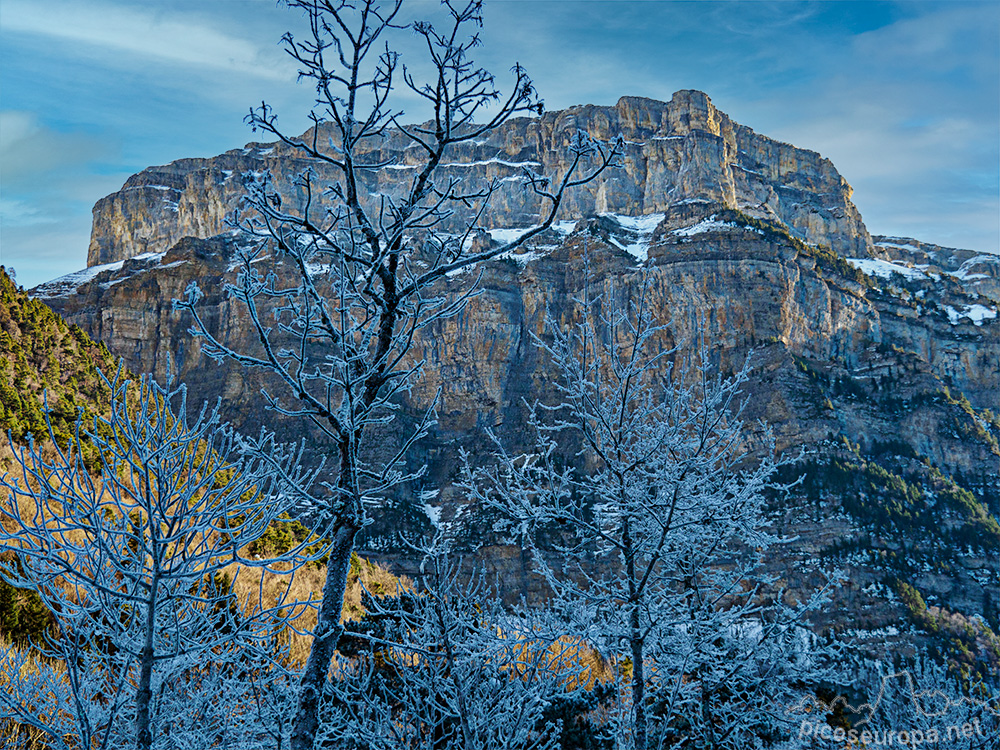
(672, 216, 763, 239)
(601, 212, 666, 262)
(951, 255, 998, 281)
(420, 489, 443, 530)
(846, 258, 927, 282)
(944, 303, 997, 326)
(487, 227, 533, 245)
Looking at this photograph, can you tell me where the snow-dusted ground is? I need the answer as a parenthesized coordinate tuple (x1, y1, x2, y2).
(847, 256, 998, 325)
(873, 236, 1000, 288)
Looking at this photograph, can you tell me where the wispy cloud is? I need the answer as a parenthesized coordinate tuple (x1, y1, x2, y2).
(854, 3, 998, 75)
(0, 110, 128, 283)
(3, 0, 291, 80)
(1, 111, 115, 188)
(752, 3, 998, 251)
(0, 198, 59, 229)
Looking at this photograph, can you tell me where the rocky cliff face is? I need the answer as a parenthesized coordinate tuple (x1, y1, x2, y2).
(35, 90, 1000, 670)
(45, 204, 1000, 466)
(88, 91, 872, 266)
(873, 234, 1000, 304)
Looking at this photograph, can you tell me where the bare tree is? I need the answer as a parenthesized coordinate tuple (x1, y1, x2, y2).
(174, 2, 618, 746)
(786, 658, 1000, 750)
(318, 550, 585, 750)
(464, 269, 836, 750)
(0, 372, 316, 750)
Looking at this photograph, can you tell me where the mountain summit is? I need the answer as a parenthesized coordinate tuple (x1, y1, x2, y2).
(85, 91, 870, 267)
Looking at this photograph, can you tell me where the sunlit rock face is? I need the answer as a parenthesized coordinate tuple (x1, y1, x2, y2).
(87, 91, 871, 266)
(35, 91, 998, 661)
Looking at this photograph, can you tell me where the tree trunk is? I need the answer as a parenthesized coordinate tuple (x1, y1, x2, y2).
(289, 521, 358, 750)
(630, 614, 647, 750)
(622, 517, 647, 750)
(135, 581, 158, 750)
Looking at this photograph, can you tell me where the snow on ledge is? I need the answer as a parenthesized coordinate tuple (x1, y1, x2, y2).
(672, 216, 763, 238)
(944, 304, 997, 326)
(846, 258, 927, 282)
(31, 252, 169, 298)
(439, 158, 542, 169)
(873, 238, 922, 253)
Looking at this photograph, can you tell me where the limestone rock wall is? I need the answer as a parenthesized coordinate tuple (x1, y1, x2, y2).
(52, 218, 999, 471)
(88, 91, 872, 266)
(38, 88, 999, 663)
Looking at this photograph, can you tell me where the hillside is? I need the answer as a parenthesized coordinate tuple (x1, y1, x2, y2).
(0, 267, 398, 654)
(30, 91, 1000, 678)
(0, 267, 118, 454)
(0, 266, 123, 649)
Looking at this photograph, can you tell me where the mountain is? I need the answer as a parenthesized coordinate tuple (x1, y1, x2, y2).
(31, 91, 1000, 676)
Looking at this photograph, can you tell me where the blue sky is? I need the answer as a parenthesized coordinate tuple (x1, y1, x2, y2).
(1, 0, 997, 288)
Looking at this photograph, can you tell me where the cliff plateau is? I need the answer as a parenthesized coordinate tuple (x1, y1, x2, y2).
(86, 91, 871, 266)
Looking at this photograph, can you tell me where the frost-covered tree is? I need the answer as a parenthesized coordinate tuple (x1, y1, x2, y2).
(318, 550, 590, 750)
(175, 1, 618, 746)
(0, 372, 317, 750)
(465, 270, 835, 750)
(786, 658, 1000, 750)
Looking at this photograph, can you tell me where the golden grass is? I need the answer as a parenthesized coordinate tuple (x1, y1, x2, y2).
(220, 551, 407, 667)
